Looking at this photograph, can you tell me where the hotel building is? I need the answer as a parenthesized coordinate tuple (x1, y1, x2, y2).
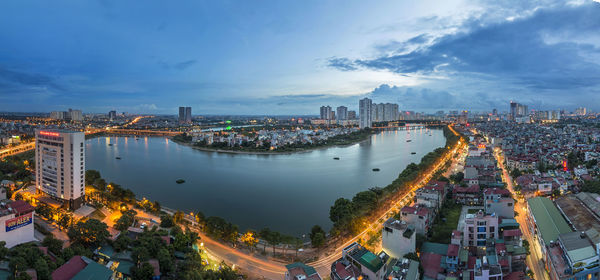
(35, 129, 85, 210)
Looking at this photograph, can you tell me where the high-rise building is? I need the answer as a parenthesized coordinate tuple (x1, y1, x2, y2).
(336, 106, 348, 120)
(35, 129, 85, 210)
(319, 106, 332, 120)
(185, 107, 192, 123)
(50, 111, 65, 120)
(359, 98, 372, 129)
(108, 110, 117, 121)
(178, 107, 192, 124)
(509, 101, 528, 121)
(383, 103, 399, 121)
(68, 109, 83, 122)
(348, 110, 357, 119)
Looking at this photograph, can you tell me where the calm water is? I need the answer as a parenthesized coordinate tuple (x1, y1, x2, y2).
(85, 129, 445, 235)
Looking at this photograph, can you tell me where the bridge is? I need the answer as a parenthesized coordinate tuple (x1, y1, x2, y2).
(371, 122, 445, 129)
(101, 128, 181, 136)
(0, 142, 35, 159)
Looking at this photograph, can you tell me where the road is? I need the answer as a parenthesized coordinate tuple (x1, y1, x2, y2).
(0, 141, 35, 159)
(493, 148, 549, 280)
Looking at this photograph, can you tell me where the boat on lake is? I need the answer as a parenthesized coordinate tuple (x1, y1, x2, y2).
(372, 168, 380, 171)
(406, 140, 412, 142)
(333, 157, 340, 160)
(176, 179, 185, 184)
(411, 152, 416, 155)
(115, 157, 121, 160)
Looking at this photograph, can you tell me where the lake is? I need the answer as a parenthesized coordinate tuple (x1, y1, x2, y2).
(85, 128, 445, 236)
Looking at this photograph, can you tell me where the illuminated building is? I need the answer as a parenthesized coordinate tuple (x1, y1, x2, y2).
(0, 200, 35, 248)
(359, 98, 372, 129)
(35, 129, 85, 210)
(381, 218, 415, 259)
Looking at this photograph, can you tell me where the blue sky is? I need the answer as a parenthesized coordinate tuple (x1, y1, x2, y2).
(1, 0, 599, 114)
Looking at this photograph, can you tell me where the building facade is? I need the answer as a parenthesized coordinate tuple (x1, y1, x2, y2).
(359, 98, 372, 129)
(336, 106, 348, 120)
(35, 129, 85, 210)
(0, 200, 35, 248)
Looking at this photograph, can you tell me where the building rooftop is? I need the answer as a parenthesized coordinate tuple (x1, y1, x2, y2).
(556, 194, 600, 233)
(286, 262, 321, 280)
(349, 248, 384, 273)
(527, 196, 573, 246)
(51, 256, 88, 280)
(558, 232, 597, 264)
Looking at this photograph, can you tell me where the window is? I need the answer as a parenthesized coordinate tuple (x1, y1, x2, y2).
(489, 226, 495, 232)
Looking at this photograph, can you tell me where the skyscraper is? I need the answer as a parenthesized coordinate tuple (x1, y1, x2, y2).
(320, 106, 332, 120)
(35, 129, 85, 210)
(179, 107, 192, 124)
(108, 110, 117, 121)
(359, 98, 372, 129)
(336, 106, 348, 120)
(509, 101, 528, 121)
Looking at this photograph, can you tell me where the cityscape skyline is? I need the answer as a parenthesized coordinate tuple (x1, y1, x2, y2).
(1, 0, 599, 114)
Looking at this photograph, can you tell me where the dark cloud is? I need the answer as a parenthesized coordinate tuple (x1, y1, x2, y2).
(0, 66, 63, 92)
(331, 3, 600, 92)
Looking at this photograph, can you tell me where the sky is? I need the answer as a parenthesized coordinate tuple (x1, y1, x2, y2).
(0, 0, 599, 115)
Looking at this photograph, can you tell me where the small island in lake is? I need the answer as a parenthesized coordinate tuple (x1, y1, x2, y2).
(176, 179, 186, 184)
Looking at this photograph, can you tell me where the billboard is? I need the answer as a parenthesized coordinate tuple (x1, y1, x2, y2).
(5, 213, 32, 232)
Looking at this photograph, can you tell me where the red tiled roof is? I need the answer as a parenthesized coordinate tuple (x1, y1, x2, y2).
(483, 188, 510, 196)
(499, 259, 509, 267)
(51, 256, 87, 280)
(453, 185, 480, 193)
(503, 229, 523, 237)
(9, 200, 34, 215)
(495, 243, 507, 255)
(447, 244, 459, 257)
(420, 253, 442, 279)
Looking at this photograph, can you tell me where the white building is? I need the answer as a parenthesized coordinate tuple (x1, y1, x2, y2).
(320, 106, 333, 120)
(35, 129, 86, 210)
(382, 218, 416, 259)
(359, 98, 372, 129)
(0, 200, 35, 248)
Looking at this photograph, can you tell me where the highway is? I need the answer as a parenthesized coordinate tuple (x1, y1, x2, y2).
(493, 148, 549, 280)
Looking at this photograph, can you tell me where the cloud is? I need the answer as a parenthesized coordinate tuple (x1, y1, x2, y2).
(174, 59, 197, 70)
(327, 57, 358, 71)
(329, 2, 600, 95)
(0, 66, 64, 91)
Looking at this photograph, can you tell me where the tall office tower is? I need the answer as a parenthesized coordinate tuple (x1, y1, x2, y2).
(348, 110, 357, 120)
(320, 106, 332, 120)
(185, 107, 192, 123)
(492, 109, 497, 116)
(179, 107, 186, 123)
(35, 130, 85, 210)
(510, 101, 528, 121)
(336, 106, 348, 120)
(108, 110, 117, 121)
(359, 98, 372, 129)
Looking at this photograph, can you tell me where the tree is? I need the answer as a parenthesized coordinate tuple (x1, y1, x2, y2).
(173, 211, 185, 224)
(41, 236, 63, 255)
(160, 214, 174, 228)
(450, 171, 464, 183)
(157, 248, 174, 275)
(34, 258, 50, 280)
(132, 246, 150, 264)
(510, 168, 522, 178)
(114, 234, 132, 252)
(309, 225, 326, 247)
(403, 252, 419, 261)
(131, 262, 154, 280)
(0, 241, 7, 261)
(67, 219, 109, 247)
(329, 198, 354, 228)
(240, 230, 258, 250)
(57, 212, 73, 230)
(352, 190, 378, 214)
(115, 210, 136, 231)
